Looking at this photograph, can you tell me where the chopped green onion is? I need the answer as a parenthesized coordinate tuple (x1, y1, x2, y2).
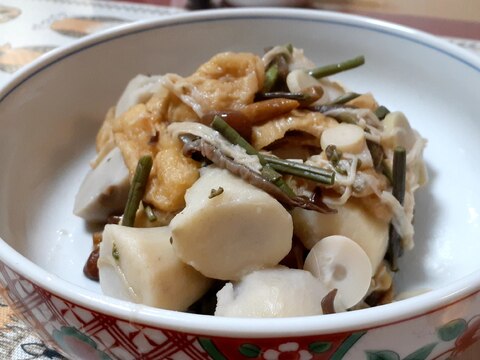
(308, 55, 365, 79)
(122, 155, 153, 227)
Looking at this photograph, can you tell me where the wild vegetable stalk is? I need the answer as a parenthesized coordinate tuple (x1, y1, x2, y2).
(308, 55, 365, 79)
(263, 63, 279, 92)
(262, 44, 293, 92)
(211, 116, 296, 197)
(386, 147, 406, 271)
(181, 138, 334, 213)
(260, 164, 296, 197)
(211, 115, 260, 158)
(211, 116, 335, 187)
(259, 91, 307, 101)
(264, 156, 335, 185)
(122, 155, 153, 227)
(257, 86, 323, 106)
(328, 92, 360, 105)
(391, 147, 406, 203)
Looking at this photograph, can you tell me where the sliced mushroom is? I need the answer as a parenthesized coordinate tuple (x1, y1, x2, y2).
(286, 69, 319, 93)
(115, 74, 164, 117)
(98, 224, 212, 311)
(74, 147, 129, 222)
(292, 198, 389, 272)
(215, 266, 329, 318)
(286, 69, 345, 104)
(320, 123, 366, 154)
(381, 111, 415, 151)
(304, 235, 372, 309)
(382, 111, 428, 186)
(170, 166, 293, 281)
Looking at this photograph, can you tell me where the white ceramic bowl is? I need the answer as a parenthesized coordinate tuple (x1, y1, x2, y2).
(1, 8, 480, 360)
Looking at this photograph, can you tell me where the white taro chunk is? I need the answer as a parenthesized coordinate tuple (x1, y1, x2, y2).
(304, 235, 372, 309)
(292, 198, 389, 272)
(170, 166, 293, 281)
(98, 224, 212, 311)
(215, 267, 330, 318)
(74, 147, 129, 222)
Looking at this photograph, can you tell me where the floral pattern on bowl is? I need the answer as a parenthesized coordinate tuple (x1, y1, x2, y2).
(1, 260, 479, 359)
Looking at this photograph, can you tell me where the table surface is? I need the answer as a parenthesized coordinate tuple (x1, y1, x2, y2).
(0, 0, 479, 359)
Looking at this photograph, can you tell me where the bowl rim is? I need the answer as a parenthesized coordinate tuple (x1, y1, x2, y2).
(1, 7, 480, 337)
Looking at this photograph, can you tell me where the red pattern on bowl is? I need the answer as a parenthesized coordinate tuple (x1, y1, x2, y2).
(0, 261, 356, 359)
(2, 259, 480, 359)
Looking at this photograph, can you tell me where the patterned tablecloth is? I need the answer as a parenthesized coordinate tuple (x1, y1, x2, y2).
(1, 0, 480, 359)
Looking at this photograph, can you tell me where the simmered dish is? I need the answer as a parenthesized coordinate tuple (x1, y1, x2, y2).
(74, 45, 427, 317)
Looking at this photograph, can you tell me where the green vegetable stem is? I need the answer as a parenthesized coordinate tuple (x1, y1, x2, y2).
(211, 116, 335, 187)
(309, 55, 365, 79)
(328, 92, 361, 105)
(211, 116, 296, 196)
(386, 147, 407, 271)
(122, 155, 153, 227)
